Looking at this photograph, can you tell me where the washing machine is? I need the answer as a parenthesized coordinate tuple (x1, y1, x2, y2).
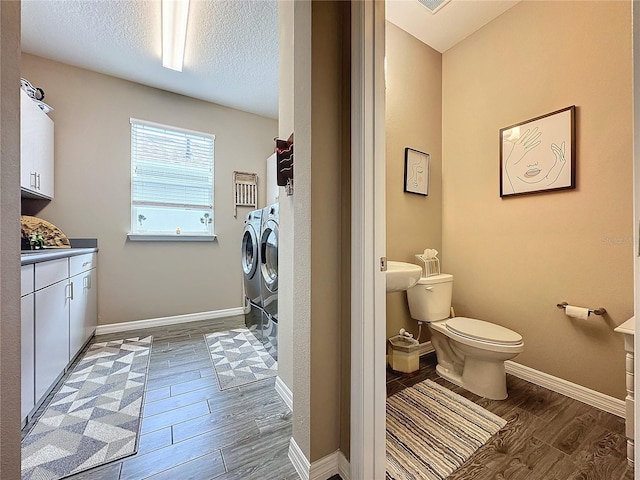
(242, 207, 264, 302)
(260, 203, 279, 359)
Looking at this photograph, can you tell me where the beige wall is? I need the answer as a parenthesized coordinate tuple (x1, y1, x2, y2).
(442, 0, 633, 398)
(277, 0, 295, 393)
(0, 1, 22, 476)
(339, 1, 351, 460)
(289, 0, 313, 460)
(281, 0, 349, 463)
(21, 54, 277, 325)
(385, 22, 443, 341)
(310, 0, 347, 461)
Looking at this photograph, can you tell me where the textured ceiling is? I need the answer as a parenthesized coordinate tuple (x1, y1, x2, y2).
(22, 1, 518, 120)
(386, 0, 520, 53)
(21, 0, 279, 119)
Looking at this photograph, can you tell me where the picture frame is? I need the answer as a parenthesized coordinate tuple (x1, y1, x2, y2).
(500, 105, 576, 197)
(404, 148, 430, 196)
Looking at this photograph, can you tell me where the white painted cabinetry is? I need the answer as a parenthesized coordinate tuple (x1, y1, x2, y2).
(69, 254, 97, 360)
(20, 265, 35, 425)
(615, 317, 635, 467)
(34, 258, 69, 402)
(20, 251, 98, 426)
(20, 89, 54, 199)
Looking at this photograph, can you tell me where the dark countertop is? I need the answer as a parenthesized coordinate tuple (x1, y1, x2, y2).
(21, 247, 98, 266)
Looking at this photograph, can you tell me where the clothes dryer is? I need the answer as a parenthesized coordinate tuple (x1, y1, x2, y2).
(260, 203, 279, 322)
(259, 203, 278, 359)
(241, 209, 263, 307)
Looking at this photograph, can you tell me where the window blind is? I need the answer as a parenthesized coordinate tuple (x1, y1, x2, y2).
(130, 119, 215, 236)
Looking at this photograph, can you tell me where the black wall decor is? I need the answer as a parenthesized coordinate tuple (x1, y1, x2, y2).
(276, 133, 294, 195)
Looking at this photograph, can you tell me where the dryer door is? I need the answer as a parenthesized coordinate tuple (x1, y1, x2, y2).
(260, 220, 278, 293)
(242, 225, 259, 279)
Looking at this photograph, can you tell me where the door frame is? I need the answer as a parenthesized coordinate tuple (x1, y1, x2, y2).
(633, 0, 639, 469)
(350, 1, 387, 478)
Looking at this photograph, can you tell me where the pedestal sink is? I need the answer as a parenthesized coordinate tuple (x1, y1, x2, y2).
(386, 261, 422, 292)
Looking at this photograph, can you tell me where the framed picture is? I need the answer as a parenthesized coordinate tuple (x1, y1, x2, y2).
(404, 148, 430, 196)
(500, 105, 576, 197)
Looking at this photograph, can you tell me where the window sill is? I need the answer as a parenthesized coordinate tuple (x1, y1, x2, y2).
(127, 234, 217, 242)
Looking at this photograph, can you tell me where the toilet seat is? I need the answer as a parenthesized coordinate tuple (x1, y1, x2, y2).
(446, 317, 523, 346)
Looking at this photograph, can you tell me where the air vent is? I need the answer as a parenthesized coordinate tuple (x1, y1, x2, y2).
(417, 0, 451, 14)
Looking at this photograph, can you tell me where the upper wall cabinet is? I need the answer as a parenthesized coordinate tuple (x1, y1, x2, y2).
(20, 89, 54, 199)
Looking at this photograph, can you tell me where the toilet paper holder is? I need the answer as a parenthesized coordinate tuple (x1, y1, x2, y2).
(556, 302, 606, 316)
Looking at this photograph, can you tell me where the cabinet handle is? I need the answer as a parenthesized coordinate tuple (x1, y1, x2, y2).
(36, 173, 41, 189)
(30, 172, 37, 189)
(82, 262, 90, 267)
(65, 283, 74, 300)
(83, 275, 91, 289)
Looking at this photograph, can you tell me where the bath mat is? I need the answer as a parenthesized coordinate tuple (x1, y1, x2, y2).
(205, 328, 278, 390)
(386, 379, 506, 480)
(21, 336, 153, 480)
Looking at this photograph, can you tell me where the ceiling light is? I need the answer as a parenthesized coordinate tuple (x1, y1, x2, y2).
(162, 0, 190, 72)
(417, 0, 451, 15)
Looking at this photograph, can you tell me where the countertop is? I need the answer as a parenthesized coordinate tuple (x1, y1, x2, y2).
(21, 247, 98, 266)
(614, 316, 635, 336)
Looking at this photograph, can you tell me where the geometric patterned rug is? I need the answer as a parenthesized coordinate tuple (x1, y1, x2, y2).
(21, 336, 152, 480)
(204, 328, 278, 390)
(386, 379, 507, 480)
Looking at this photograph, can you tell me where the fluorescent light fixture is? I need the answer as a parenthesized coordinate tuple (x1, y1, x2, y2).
(162, 0, 190, 71)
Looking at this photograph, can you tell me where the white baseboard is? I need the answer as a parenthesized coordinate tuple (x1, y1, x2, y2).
(310, 450, 350, 480)
(288, 438, 310, 480)
(338, 452, 351, 480)
(95, 307, 247, 335)
(288, 439, 350, 480)
(505, 361, 625, 418)
(310, 451, 339, 480)
(275, 376, 293, 412)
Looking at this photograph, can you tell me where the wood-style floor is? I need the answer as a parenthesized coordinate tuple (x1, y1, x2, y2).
(387, 354, 635, 480)
(24, 316, 635, 480)
(22, 316, 299, 480)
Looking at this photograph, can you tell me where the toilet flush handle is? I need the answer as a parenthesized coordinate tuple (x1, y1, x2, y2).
(424, 286, 433, 292)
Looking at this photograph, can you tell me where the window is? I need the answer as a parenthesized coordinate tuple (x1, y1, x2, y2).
(129, 118, 215, 239)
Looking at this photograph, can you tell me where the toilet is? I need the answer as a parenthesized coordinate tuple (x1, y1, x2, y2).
(407, 274, 524, 400)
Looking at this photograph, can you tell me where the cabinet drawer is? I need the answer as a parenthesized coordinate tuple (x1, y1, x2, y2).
(35, 258, 68, 291)
(21, 264, 34, 296)
(70, 253, 97, 276)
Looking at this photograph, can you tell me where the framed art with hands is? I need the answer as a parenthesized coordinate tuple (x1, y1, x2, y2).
(404, 148, 430, 196)
(500, 105, 576, 197)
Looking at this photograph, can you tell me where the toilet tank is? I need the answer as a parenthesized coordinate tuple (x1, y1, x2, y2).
(407, 274, 453, 322)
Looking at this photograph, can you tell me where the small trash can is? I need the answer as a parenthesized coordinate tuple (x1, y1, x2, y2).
(387, 335, 421, 373)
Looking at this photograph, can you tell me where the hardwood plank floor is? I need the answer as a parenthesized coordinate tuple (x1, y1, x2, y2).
(387, 354, 634, 480)
(25, 316, 632, 480)
(22, 315, 299, 480)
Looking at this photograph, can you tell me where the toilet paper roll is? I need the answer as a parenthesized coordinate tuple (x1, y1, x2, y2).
(564, 305, 590, 321)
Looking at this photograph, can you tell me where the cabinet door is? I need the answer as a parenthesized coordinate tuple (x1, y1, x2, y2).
(35, 280, 70, 402)
(21, 293, 35, 423)
(85, 268, 98, 344)
(20, 89, 54, 199)
(69, 269, 96, 360)
(33, 112, 54, 198)
(20, 90, 36, 192)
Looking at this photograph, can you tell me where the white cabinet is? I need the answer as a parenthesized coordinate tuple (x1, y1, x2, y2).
(21, 294, 35, 422)
(21, 265, 35, 425)
(69, 254, 97, 361)
(21, 251, 99, 426)
(34, 259, 70, 402)
(615, 317, 635, 467)
(20, 89, 54, 199)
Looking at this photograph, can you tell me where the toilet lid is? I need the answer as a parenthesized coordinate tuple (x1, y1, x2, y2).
(446, 317, 523, 345)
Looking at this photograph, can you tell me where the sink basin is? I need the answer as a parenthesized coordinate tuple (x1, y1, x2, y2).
(386, 261, 422, 292)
